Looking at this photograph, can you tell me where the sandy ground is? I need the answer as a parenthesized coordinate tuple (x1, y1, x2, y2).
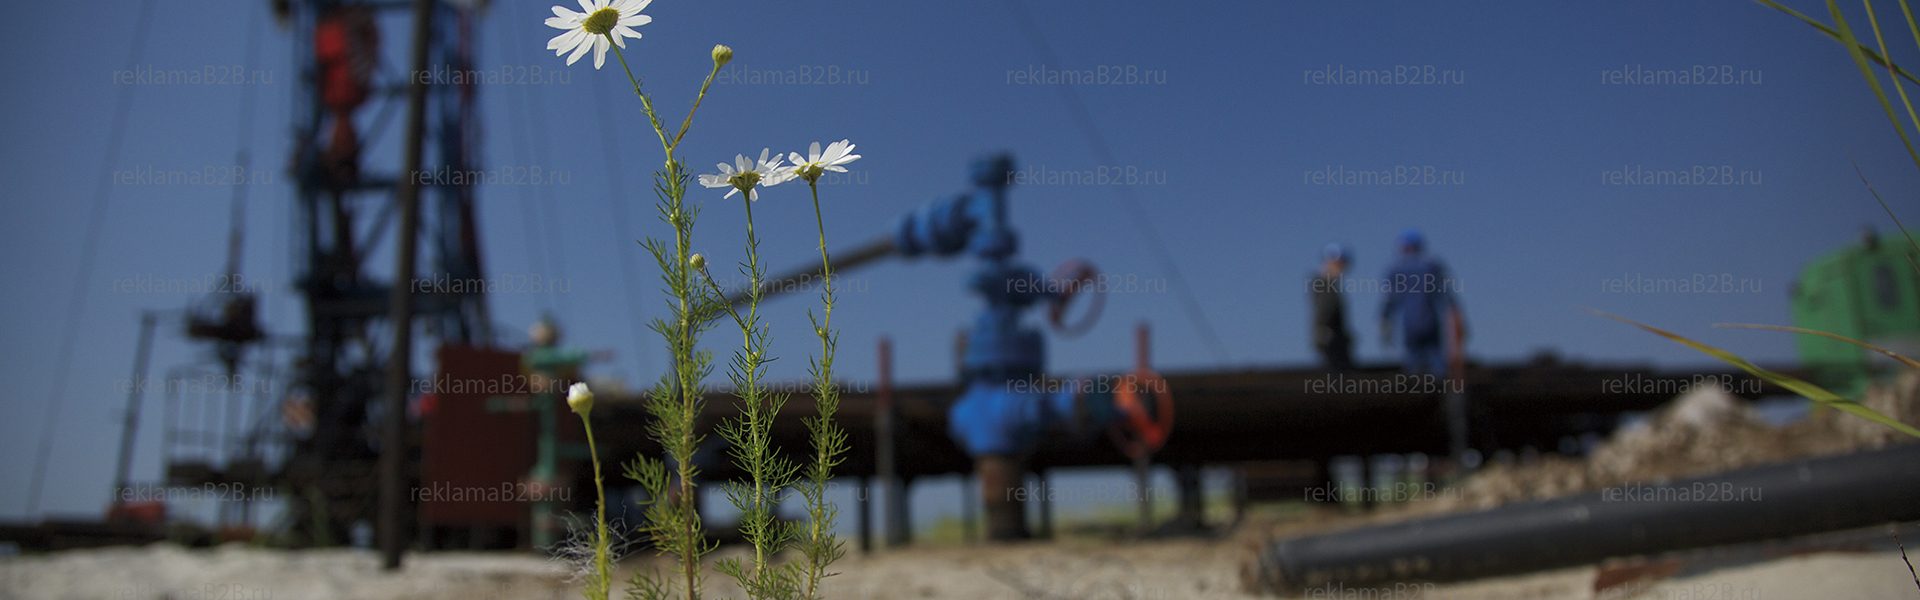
(3, 538, 1917, 599)
(0, 544, 566, 600)
(9, 375, 1920, 599)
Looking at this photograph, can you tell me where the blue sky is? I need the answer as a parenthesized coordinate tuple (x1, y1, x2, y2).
(3, 0, 1917, 523)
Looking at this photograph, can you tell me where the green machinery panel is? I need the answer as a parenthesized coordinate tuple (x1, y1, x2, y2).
(1791, 230, 1920, 399)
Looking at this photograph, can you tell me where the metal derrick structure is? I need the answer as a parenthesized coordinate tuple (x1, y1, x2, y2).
(276, 0, 489, 546)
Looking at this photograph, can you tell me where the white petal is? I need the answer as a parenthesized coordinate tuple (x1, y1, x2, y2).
(592, 36, 609, 69)
(566, 35, 594, 64)
(830, 144, 859, 165)
(618, 14, 650, 27)
(613, 25, 641, 40)
(548, 29, 581, 51)
(551, 5, 581, 19)
(577, 0, 595, 13)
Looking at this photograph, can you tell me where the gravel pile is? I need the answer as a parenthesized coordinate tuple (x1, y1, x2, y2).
(1423, 370, 1920, 514)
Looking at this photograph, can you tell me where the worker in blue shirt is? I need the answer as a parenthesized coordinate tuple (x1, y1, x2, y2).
(1380, 229, 1466, 378)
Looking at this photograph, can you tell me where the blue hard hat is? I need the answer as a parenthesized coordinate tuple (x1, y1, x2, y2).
(1322, 243, 1351, 263)
(1397, 228, 1425, 249)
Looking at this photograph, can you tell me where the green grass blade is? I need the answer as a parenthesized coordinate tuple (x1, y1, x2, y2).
(1888, 0, 1920, 122)
(1715, 323, 1920, 370)
(1847, 157, 1920, 278)
(1862, 0, 1920, 140)
(1752, 0, 1920, 85)
(1896, 0, 1920, 77)
(1896, 0, 1912, 50)
(1830, 0, 1920, 172)
(1856, 0, 1920, 275)
(1587, 308, 1920, 438)
(1755, 0, 1920, 275)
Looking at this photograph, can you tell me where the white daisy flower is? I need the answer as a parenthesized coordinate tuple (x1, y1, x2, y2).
(545, 0, 651, 69)
(698, 149, 792, 201)
(787, 140, 861, 183)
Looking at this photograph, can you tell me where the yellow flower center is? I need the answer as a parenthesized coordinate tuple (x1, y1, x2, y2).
(796, 164, 825, 183)
(582, 7, 620, 35)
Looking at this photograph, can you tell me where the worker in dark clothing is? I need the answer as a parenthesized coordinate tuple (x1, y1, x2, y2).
(1380, 229, 1465, 378)
(1309, 243, 1355, 371)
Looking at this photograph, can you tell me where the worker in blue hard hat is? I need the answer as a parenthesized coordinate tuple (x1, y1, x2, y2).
(1380, 229, 1467, 379)
(1309, 243, 1355, 371)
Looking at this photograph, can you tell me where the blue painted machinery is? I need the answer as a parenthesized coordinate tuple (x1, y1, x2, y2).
(736, 152, 1175, 539)
(892, 154, 1173, 538)
(891, 154, 1119, 460)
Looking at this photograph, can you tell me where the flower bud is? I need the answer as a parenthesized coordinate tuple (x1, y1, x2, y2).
(567, 382, 594, 416)
(690, 253, 707, 271)
(712, 45, 733, 67)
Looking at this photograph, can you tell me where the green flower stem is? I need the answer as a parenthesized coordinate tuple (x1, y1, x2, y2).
(745, 199, 764, 317)
(808, 182, 833, 301)
(703, 185, 795, 599)
(740, 192, 769, 585)
(607, 35, 672, 159)
(694, 268, 749, 332)
(607, 34, 723, 160)
(802, 179, 845, 599)
(669, 163, 706, 600)
(579, 413, 611, 599)
(672, 65, 723, 149)
(590, 36, 732, 600)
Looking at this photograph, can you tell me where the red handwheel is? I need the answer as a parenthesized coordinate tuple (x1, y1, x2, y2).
(1048, 258, 1105, 338)
(1109, 367, 1174, 459)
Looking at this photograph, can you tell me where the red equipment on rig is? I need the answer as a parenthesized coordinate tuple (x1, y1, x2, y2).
(313, 6, 377, 187)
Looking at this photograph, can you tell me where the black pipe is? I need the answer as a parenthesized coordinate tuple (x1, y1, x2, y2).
(1248, 442, 1920, 595)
